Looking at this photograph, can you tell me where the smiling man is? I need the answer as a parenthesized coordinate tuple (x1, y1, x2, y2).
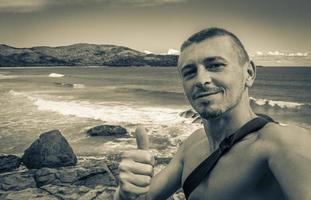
(115, 27, 311, 200)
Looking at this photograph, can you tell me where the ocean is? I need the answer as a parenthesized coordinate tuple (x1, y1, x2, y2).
(0, 66, 310, 157)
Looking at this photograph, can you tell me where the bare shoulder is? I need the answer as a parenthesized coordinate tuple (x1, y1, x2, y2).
(258, 122, 311, 157)
(182, 127, 207, 150)
(180, 127, 210, 165)
(259, 122, 310, 143)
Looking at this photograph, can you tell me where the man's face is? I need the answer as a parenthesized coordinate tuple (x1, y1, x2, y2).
(178, 36, 247, 119)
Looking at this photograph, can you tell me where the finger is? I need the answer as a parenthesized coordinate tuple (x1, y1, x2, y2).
(135, 126, 149, 150)
(119, 159, 154, 176)
(122, 150, 154, 165)
(120, 172, 152, 187)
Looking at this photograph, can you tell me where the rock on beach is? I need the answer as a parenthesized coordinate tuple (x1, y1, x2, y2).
(87, 125, 127, 136)
(0, 155, 21, 173)
(22, 130, 77, 169)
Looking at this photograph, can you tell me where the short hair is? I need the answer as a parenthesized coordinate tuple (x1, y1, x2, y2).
(180, 27, 250, 65)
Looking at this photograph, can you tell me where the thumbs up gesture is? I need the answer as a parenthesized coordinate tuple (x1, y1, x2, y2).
(116, 126, 155, 200)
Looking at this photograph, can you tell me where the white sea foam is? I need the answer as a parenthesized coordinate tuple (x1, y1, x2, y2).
(9, 90, 190, 125)
(8, 90, 26, 97)
(9, 90, 306, 126)
(250, 97, 304, 109)
(73, 84, 85, 89)
(0, 74, 18, 79)
(34, 99, 190, 125)
(48, 73, 64, 78)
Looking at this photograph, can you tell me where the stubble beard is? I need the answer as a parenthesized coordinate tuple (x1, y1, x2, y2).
(200, 107, 224, 120)
(195, 89, 244, 120)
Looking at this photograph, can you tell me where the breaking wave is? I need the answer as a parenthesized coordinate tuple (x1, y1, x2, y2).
(0, 74, 18, 79)
(250, 97, 310, 110)
(8, 90, 190, 125)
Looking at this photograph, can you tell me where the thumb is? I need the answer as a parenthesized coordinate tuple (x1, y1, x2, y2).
(135, 126, 149, 150)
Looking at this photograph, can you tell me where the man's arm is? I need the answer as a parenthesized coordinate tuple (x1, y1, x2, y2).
(261, 123, 311, 200)
(147, 142, 184, 199)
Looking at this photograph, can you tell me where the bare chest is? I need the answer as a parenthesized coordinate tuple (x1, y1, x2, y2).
(181, 138, 284, 200)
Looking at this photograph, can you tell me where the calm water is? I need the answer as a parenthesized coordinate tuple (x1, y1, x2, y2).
(0, 66, 310, 157)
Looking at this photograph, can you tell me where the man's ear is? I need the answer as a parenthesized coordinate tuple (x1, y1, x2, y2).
(245, 61, 256, 87)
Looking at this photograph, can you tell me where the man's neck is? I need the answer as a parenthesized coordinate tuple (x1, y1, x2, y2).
(202, 95, 257, 152)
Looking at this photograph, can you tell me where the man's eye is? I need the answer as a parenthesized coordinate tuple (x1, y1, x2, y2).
(206, 63, 225, 69)
(183, 69, 196, 78)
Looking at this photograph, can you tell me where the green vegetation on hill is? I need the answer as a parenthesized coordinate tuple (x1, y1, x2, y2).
(0, 44, 178, 67)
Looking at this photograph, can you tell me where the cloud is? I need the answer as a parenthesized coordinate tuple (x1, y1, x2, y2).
(256, 51, 263, 56)
(254, 51, 309, 57)
(144, 50, 154, 54)
(267, 51, 285, 56)
(167, 48, 180, 55)
(143, 48, 180, 55)
(0, 0, 45, 13)
(288, 52, 308, 57)
(0, 0, 187, 13)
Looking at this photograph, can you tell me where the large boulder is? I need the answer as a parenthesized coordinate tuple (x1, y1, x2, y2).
(87, 125, 127, 136)
(22, 130, 77, 169)
(0, 155, 21, 173)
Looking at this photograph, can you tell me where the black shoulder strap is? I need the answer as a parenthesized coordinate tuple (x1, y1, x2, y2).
(182, 116, 274, 199)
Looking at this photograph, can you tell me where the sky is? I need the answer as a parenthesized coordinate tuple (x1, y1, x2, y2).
(0, 0, 310, 55)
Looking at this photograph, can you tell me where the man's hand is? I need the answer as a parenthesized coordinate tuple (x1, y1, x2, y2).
(116, 126, 155, 200)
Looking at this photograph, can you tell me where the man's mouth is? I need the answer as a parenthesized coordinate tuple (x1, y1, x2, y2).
(193, 90, 221, 100)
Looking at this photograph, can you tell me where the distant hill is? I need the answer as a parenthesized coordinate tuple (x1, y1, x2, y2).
(0, 44, 178, 67)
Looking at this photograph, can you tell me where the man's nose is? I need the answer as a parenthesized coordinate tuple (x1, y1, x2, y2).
(195, 66, 212, 88)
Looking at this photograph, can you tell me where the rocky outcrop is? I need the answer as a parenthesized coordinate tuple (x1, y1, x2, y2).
(0, 44, 178, 67)
(0, 155, 21, 173)
(87, 125, 128, 136)
(1, 188, 58, 200)
(34, 159, 117, 188)
(0, 158, 117, 200)
(0, 155, 185, 200)
(40, 184, 115, 200)
(0, 171, 36, 191)
(22, 130, 77, 169)
(179, 109, 202, 123)
(53, 82, 85, 89)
